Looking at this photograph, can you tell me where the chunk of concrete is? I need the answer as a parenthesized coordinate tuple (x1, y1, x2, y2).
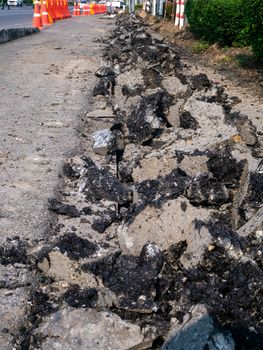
(35, 308, 149, 350)
(86, 108, 115, 119)
(179, 155, 208, 177)
(237, 206, 263, 237)
(161, 76, 188, 97)
(118, 197, 215, 268)
(38, 251, 99, 288)
(114, 69, 144, 113)
(132, 155, 177, 182)
(167, 100, 185, 128)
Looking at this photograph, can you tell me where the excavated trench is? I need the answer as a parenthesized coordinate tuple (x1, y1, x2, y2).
(1, 14, 263, 350)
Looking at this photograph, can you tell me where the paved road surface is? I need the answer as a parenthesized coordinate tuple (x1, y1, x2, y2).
(0, 15, 112, 347)
(0, 6, 33, 29)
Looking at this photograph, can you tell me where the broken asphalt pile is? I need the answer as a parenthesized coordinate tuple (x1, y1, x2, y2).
(1, 14, 263, 350)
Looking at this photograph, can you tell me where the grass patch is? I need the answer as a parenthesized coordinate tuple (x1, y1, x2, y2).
(191, 41, 210, 54)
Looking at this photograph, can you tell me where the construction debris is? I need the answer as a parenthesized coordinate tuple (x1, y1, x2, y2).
(1, 13, 262, 350)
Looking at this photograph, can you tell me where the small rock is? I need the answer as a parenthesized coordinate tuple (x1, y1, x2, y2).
(167, 100, 184, 128)
(92, 129, 123, 156)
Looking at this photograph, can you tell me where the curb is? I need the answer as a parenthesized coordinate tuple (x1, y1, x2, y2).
(0, 27, 40, 44)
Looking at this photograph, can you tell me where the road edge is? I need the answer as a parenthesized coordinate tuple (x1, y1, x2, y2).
(0, 27, 39, 44)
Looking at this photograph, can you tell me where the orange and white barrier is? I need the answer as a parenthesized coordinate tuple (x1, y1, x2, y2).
(33, 0, 70, 27)
(82, 4, 90, 16)
(33, 0, 106, 29)
(41, 0, 51, 25)
(86, 4, 90, 15)
(90, 3, 94, 14)
(175, 0, 185, 29)
(33, 0, 43, 29)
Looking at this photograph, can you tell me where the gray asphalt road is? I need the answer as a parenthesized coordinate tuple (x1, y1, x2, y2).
(0, 6, 33, 29)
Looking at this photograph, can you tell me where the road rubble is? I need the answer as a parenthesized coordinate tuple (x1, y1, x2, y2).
(1, 13, 263, 350)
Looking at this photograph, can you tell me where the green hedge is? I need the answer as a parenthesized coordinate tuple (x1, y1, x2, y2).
(244, 0, 263, 59)
(186, 0, 263, 59)
(186, 0, 250, 47)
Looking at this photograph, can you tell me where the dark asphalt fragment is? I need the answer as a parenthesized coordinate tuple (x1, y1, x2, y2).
(84, 243, 163, 312)
(186, 174, 229, 206)
(48, 198, 80, 218)
(190, 73, 211, 91)
(63, 285, 98, 308)
(91, 211, 122, 233)
(56, 232, 98, 260)
(206, 149, 245, 188)
(126, 90, 171, 144)
(0, 236, 27, 265)
(179, 110, 199, 130)
(79, 157, 131, 205)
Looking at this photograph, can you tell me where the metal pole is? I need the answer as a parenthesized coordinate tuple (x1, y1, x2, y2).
(129, 0, 135, 13)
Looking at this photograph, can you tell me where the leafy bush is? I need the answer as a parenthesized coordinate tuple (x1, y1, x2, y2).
(186, 0, 250, 47)
(165, 1, 173, 21)
(244, 0, 263, 59)
(135, 4, 143, 11)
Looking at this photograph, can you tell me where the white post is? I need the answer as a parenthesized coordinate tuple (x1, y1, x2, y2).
(152, 0, 156, 16)
(179, 0, 185, 29)
(175, 0, 180, 27)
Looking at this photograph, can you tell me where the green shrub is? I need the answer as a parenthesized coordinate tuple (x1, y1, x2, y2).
(165, 1, 173, 21)
(135, 4, 143, 11)
(186, 0, 250, 47)
(244, 0, 263, 59)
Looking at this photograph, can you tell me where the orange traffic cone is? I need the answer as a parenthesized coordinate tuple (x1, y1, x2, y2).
(33, 0, 43, 29)
(41, 0, 51, 25)
(72, 1, 77, 16)
(77, 3, 80, 16)
(82, 4, 86, 16)
(65, 0, 71, 18)
(52, 0, 60, 20)
(46, 0, 55, 23)
(77, 3, 81, 16)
